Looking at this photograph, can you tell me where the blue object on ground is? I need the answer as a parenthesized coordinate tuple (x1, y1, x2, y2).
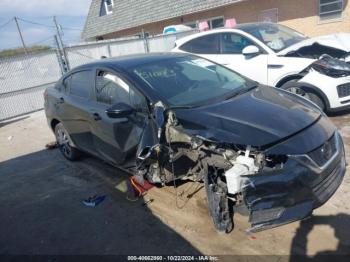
(82, 195, 106, 207)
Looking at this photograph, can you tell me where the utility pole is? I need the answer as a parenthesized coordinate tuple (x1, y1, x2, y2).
(53, 16, 70, 71)
(53, 16, 64, 50)
(14, 17, 27, 54)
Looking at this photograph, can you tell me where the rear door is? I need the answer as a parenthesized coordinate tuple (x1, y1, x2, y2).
(89, 68, 149, 165)
(59, 70, 96, 154)
(215, 32, 269, 84)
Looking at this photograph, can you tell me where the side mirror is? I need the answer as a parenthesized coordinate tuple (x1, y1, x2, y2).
(242, 45, 260, 56)
(106, 103, 135, 118)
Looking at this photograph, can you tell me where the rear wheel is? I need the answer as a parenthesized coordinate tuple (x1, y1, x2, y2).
(54, 123, 80, 161)
(281, 80, 326, 111)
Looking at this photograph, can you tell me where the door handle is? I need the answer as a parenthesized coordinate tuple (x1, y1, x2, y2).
(268, 64, 284, 69)
(57, 97, 64, 104)
(92, 112, 102, 121)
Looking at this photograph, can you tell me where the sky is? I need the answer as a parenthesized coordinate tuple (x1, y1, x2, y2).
(0, 0, 91, 50)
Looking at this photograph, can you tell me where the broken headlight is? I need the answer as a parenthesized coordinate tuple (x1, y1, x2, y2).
(311, 55, 350, 78)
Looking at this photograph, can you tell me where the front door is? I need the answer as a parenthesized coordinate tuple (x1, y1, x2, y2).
(215, 32, 269, 85)
(89, 69, 149, 165)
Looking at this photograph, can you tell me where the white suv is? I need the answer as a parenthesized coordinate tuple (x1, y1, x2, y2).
(172, 23, 350, 112)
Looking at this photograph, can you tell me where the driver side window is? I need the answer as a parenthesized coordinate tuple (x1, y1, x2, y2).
(221, 33, 255, 54)
(95, 70, 147, 109)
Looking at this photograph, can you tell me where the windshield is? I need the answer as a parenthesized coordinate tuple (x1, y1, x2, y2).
(237, 23, 307, 52)
(129, 56, 255, 107)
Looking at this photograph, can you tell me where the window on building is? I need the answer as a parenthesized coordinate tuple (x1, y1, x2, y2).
(134, 32, 150, 38)
(210, 17, 224, 29)
(258, 8, 278, 23)
(69, 71, 91, 99)
(180, 34, 220, 54)
(186, 17, 224, 30)
(185, 22, 197, 29)
(100, 0, 114, 16)
(319, 0, 343, 21)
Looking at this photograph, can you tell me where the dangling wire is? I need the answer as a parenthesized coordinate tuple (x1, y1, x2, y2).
(0, 18, 14, 30)
(167, 117, 202, 209)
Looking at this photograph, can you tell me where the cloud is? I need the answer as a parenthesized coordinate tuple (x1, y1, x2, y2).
(22, 27, 52, 44)
(0, 27, 54, 49)
(0, 1, 90, 49)
(0, 0, 91, 17)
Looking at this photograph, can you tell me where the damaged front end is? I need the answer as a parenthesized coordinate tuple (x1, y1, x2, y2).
(134, 101, 346, 233)
(279, 33, 350, 63)
(301, 54, 350, 78)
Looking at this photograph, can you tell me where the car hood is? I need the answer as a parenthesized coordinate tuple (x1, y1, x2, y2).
(278, 33, 350, 60)
(172, 86, 321, 148)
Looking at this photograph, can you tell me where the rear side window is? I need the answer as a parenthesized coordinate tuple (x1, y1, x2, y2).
(69, 71, 91, 99)
(180, 34, 220, 54)
(62, 76, 71, 93)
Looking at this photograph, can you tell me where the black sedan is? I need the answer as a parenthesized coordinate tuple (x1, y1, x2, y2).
(44, 53, 346, 233)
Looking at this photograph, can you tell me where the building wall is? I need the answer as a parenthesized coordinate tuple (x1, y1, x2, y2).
(100, 0, 350, 40)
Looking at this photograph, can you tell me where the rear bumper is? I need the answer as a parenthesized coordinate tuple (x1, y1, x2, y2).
(243, 133, 346, 233)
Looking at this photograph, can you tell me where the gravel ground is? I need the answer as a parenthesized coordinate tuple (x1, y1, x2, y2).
(0, 110, 349, 258)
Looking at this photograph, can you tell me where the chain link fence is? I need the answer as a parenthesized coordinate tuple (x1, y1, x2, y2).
(0, 29, 198, 121)
(0, 50, 62, 121)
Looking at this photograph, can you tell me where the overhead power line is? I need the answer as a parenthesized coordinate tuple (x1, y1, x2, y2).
(0, 18, 14, 30)
(17, 17, 55, 28)
(62, 27, 83, 31)
(27, 35, 55, 46)
(16, 17, 82, 31)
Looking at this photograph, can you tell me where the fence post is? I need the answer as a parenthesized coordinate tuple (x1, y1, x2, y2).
(107, 44, 112, 58)
(142, 29, 149, 53)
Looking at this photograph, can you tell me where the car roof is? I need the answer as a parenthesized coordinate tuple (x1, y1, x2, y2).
(174, 22, 277, 47)
(73, 52, 189, 72)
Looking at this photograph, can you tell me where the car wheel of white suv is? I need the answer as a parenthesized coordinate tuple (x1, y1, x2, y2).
(281, 80, 326, 111)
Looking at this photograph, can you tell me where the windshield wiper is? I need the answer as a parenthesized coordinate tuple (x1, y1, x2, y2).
(168, 83, 258, 109)
(224, 83, 258, 101)
(168, 105, 195, 110)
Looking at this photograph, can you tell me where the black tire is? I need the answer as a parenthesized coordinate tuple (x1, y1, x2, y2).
(54, 123, 80, 161)
(280, 80, 326, 112)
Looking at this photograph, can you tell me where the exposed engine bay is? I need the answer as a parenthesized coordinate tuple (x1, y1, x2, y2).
(285, 43, 350, 62)
(134, 104, 330, 233)
(279, 32, 350, 63)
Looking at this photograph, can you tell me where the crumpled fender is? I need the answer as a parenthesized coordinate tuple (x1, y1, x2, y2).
(136, 102, 166, 168)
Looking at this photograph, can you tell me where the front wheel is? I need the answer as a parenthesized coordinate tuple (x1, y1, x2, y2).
(54, 123, 80, 161)
(281, 80, 326, 112)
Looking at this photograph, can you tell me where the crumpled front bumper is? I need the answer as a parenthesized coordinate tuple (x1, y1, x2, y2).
(243, 133, 346, 233)
(300, 70, 350, 111)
